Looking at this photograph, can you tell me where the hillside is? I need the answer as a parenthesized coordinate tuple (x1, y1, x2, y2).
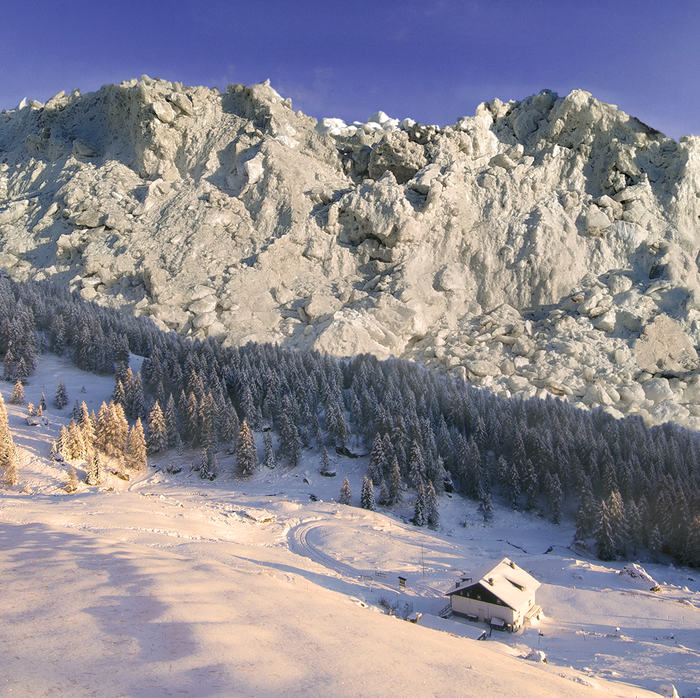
(2, 77, 700, 432)
(1, 353, 697, 698)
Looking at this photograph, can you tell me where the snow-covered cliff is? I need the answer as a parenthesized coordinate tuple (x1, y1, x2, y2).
(2, 77, 700, 429)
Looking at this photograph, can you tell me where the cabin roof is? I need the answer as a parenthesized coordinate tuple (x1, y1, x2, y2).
(446, 557, 540, 610)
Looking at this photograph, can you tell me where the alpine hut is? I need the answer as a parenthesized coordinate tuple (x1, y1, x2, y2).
(446, 557, 541, 631)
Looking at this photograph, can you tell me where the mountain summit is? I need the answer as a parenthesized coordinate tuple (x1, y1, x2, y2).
(2, 76, 700, 429)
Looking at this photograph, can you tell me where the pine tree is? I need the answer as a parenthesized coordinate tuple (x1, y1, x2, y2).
(388, 456, 403, 504)
(147, 401, 167, 455)
(684, 516, 700, 568)
(278, 412, 302, 467)
(9, 380, 24, 405)
(523, 458, 539, 510)
(648, 523, 662, 560)
(65, 464, 79, 493)
(67, 419, 87, 460)
(477, 489, 493, 524)
(377, 478, 390, 506)
(546, 472, 563, 525)
(199, 447, 217, 480)
(426, 480, 439, 527)
(130, 372, 146, 420)
(78, 402, 95, 448)
(408, 439, 426, 488)
(367, 434, 386, 486)
(595, 500, 616, 561)
(263, 430, 276, 469)
(361, 476, 376, 511)
(319, 443, 330, 474)
(164, 394, 179, 450)
(413, 480, 427, 526)
(338, 476, 352, 505)
(237, 420, 257, 477)
(128, 419, 148, 471)
(39, 392, 46, 412)
(85, 450, 101, 485)
(54, 380, 69, 409)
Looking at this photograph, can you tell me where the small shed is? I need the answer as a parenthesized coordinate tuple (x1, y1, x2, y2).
(446, 557, 540, 631)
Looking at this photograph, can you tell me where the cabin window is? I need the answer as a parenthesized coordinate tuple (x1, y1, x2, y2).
(476, 595, 481, 600)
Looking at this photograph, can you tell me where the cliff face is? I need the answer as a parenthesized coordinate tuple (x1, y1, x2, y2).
(3, 77, 700, 428)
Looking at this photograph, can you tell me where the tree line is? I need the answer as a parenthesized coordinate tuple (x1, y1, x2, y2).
(0, 273, 698, 565)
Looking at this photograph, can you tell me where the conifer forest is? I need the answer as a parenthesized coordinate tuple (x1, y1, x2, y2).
(1, 273, 699, 567)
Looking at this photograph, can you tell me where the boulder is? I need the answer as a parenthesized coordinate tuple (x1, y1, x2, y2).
(635, 315, 699, 374)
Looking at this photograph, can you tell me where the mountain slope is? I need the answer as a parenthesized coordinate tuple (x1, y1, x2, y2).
(2, 77, 700, 429)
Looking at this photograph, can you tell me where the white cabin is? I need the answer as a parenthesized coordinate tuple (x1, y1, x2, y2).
(446, 557, 541, 631)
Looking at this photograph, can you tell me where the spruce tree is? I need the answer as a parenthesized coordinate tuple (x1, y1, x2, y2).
(54, 380, 69, 409)
(147, 401, 167, 455)
(426, 480, 439, 527)
(413, 480, 427, 526)
(388, 456, 403, 504)
(278, 412, 302, 466)
(546, 472, 563, 524)
(595, 500, 616, 561)
(85, 450, 101, 485)
(237, 420, 257, 477)
(319, 443, 330, 474)
(684, 516, 700, 568)
(377, 478, 390, 506)
(165, 394, 179, 450)
(648, 523, 663, 561)
(477, 489, 493, 524)
(361, 476, 376, 511)
(199, 447, 217, 480)
(9, 381, 24, 405)
(263, 430, 276, 469)
(338, 476, 352, 505)
(65, 464, 79, 493)
(128, 419, 148, 471)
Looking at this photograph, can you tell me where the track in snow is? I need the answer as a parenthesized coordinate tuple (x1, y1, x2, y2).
(288, 520, 394, 590)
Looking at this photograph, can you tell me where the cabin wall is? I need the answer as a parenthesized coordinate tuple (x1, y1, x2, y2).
(450, 596, 517, 625)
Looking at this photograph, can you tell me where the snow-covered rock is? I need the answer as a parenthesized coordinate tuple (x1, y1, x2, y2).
(4, 78, 700, 428)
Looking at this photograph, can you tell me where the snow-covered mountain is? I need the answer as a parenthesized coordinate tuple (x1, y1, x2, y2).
(2, 77, 700, 429)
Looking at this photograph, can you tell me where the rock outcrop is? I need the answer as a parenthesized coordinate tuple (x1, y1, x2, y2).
(3, 77, 700, 428)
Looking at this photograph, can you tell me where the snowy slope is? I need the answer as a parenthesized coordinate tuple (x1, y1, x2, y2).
(0, 355, 698, 697)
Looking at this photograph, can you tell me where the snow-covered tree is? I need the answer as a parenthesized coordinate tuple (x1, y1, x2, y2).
(338, 476, 352, 505)
(413, 480, 427, 526)
(65, 464, 79, 493)
(360, 476, 375, 511)
(263, 430, 276, 469)
(377, 478, 390, 506)
(388, 456, 403, 505)
(9, 381, 24, 405)
(199, 446, 217, 480)
(147, 401, 167, 455)
(128, 419, 148, 471)
(237, 420, 257, 477)
(595, 500, 616, 561)
(54, 380, 69, 409)
(426, 480, 439, 527)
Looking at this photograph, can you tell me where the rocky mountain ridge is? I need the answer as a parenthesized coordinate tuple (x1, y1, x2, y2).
(2, 76, 700, 429)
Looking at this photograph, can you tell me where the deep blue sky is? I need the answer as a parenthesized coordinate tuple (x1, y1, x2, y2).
(2, 1, 698, 140)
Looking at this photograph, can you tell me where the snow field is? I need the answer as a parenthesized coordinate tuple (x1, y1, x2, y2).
(0, 354, 698, 697)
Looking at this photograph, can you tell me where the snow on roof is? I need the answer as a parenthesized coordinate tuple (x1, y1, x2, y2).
(446, 557, 541, 610)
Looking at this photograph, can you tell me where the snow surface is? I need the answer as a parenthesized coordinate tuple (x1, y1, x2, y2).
(1, 355, 698, 697)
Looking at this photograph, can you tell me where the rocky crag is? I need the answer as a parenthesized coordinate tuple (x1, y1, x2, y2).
(2, 77, 700, 429)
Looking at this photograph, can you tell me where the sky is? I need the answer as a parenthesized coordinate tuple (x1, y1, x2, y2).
(1, 0, 699, 141)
